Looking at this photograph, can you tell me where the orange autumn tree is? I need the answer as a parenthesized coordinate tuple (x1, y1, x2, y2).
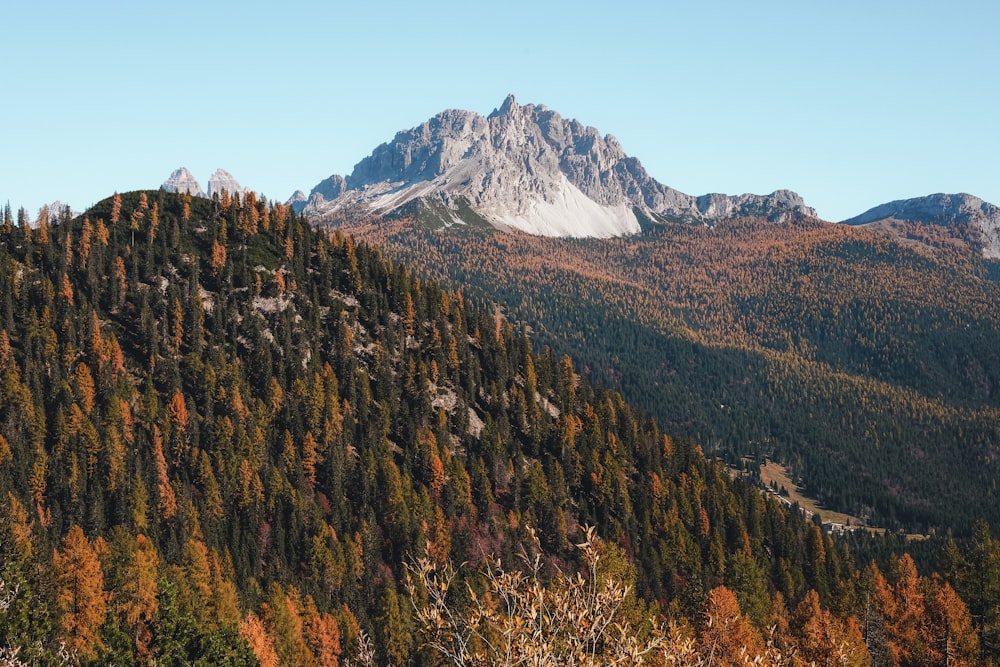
(151, 425, 177, 521)
(168, 388, 190, 463)
(53, 525, 107, 659)
(792, 589, 868, 667)
(700, 585, 764, 667)
(886, 554, 930, 666)
(241, 612, 280, 667)
(302, 594, 342, 667)
(924, 576, 979, 667)
(211, 240, 228, 275)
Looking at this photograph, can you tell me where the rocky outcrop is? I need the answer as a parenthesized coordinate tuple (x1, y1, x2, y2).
(299, 95, 816, 238)
(162, 167, 205, 197)
(842, 193, 1000, 259)
(207, 169, 245, 198)
(289, 190, 309, 214)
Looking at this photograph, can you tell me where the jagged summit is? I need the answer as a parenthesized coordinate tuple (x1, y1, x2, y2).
(207, 168, 245, 197)
(162, 167, 205, 197)
(296, 95, 817, 237)
(161, 168, 246, 200)
(842, 192, 1000, 259)
(489, 93, 521, 119)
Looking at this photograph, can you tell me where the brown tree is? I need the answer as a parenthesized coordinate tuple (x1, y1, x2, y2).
(53, 526, 107, 659)
(152, 425, 176, 521)
(925, 576, 979, 667)
(120, 533, 160, 660)
(700, 585, 764, 667)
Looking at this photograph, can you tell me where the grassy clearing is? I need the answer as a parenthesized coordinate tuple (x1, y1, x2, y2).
(758, 460, 863, 527)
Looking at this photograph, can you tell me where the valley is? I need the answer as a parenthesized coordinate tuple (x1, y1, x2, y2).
(338, 214, 1000, 535)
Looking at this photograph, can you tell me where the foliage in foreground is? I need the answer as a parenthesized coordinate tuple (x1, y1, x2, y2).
(401, 526, 853, 667)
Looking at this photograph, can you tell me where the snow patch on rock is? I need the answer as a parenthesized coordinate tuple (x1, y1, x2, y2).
(488, 175, 639, 238)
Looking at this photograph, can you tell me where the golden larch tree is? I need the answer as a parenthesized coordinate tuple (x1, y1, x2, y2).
(120, 533, 160, 661)
(241, 612, 280, 667)
(152, 425, 176, 521)
(110, 192, 121, 224)
(53, 525, 108, 659)
(700, 585, 764, 667)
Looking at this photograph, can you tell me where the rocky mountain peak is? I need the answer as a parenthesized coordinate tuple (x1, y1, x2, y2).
(489, 93, 520, 119)
(162, 167, 248, 200)
(842, 193, 1000, 259)
(207, 169, 245, 197)
(298, 96, 817, 237)
(162, 167, 205, 197)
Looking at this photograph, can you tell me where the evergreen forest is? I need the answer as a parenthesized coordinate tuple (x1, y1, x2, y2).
(2, 192, 1000, 665)
(341, 214, 1000, 535)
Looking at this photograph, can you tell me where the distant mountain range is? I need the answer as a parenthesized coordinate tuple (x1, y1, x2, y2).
(154, 96, 999, 257)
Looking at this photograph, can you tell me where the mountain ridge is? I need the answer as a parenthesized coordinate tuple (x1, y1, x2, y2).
(842, 192, 1000, 258)
(296, 95, 818, 236)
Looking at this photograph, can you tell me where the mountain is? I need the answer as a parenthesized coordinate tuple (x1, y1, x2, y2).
(162, 166, 206, 197)
(298, 95, 817, 237)
(161, 167, 246, 199)
(842, 192, 1000, 259)
(5, 188, 949, 665)
(39, 200, 76, 222)
(207, 167, 246, 197)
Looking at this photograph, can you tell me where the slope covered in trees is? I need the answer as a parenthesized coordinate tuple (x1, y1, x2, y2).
(339, 215, 1000, 534)
(0, 192, 997, 665)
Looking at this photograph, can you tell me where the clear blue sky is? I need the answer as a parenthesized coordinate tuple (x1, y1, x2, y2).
(3, 0, 998, 222)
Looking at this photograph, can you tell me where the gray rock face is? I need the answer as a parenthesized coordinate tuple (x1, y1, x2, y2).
(310, 175, 348, 203)
(207, 169, 245, 198)
(289, 190, 309, 214)
(162, 167, 205, 197)
(842, 193, 1000, 259)
(300, 95, 816, 237)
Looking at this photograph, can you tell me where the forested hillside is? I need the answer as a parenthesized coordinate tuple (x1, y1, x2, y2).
(341, 215, 1000, 534)
(0, 192, 997, 665)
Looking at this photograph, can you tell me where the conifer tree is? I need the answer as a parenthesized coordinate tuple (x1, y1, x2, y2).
(53, 525, 107, 659)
